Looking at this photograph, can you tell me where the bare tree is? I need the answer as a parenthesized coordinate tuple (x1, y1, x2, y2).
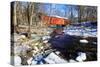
(24, 2, 35, 38)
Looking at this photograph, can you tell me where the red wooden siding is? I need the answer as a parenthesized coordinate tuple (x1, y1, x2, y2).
(41, 15, 71, 26)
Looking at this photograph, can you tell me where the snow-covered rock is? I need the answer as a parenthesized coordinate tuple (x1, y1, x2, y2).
(69, 59, 77, 63)
(76, 52, 86, 62)
(76, 56, 83, 62)
(80, 39, 88, 43)
(43, 40, 48, 43)
(14, 55, 22, 66)
(44, 52, 68, 64)
(31, 60, 37, 65)
(42, 36, 51, 41)
(27, 57, 33, 65)
(55, 51, 60, 55)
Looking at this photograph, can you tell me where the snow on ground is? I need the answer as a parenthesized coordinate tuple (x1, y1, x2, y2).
(63, 25, 97, 37)
(44, 52, 68, 64)
(12, 22, 97, 65)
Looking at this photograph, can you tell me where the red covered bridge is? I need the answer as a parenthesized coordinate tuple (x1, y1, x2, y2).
(40, 15, 71, 26)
